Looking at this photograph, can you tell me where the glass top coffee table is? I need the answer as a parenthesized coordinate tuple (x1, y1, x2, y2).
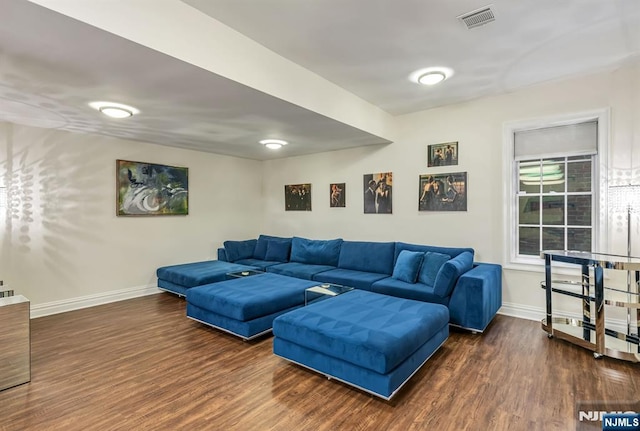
(226, 269, 264, 279)
(305, 283, 354, 305)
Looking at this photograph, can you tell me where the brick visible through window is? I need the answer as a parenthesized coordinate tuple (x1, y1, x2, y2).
(516, 156, 593, 256)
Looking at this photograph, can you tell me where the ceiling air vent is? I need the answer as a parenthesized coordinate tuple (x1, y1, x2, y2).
(458, 6, 495, 29)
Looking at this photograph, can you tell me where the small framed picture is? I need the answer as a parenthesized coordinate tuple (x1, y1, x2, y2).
(427, 141, 458, 167)
(363, 172, 392, 214)
(284, 184, 311, 211)
(329, 183, 345, 207)
(419, 172, 467, 211)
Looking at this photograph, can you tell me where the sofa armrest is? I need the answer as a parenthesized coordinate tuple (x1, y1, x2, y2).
(448, 262, 502, 332)
(217, 247, 228, 262)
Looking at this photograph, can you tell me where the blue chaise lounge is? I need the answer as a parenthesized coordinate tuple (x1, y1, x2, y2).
(156, 260, 258, 297)
(186, 273, 320, 340)
(272, 289, 450, 399)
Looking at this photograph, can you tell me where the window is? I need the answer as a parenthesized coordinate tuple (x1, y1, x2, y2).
(517, 155, 593, 256)
(503, 110, 608, 267)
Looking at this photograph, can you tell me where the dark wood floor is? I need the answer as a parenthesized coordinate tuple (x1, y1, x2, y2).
(0, 293, 638, 431)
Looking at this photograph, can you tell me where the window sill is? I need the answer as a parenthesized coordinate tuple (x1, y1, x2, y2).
(504, 259, 616, 278)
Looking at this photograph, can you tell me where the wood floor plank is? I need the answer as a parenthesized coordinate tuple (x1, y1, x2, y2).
(0, 293, 638, 430)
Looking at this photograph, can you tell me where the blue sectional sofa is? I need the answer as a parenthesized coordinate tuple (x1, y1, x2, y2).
(218, 235, 502, 333)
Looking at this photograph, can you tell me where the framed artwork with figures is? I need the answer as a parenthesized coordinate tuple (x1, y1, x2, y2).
(329, 183, 345, 207)
(427, 141, 458, 167)
(363, 172, 392, 214)
(419, 172, 467, 211)
(285, 183, 312, 211)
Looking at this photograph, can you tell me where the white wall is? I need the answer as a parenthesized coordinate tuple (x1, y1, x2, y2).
(0, 123, 263, 314)
(3, 61, 638, 321)
(262, 59, 640, 321)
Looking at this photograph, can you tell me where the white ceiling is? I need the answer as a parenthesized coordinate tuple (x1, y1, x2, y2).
(1, 0, 639, 160)
(189, 0, 640, 114)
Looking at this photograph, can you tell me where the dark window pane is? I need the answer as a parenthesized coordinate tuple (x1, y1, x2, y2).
(520, 182, 540, 194)
(568, 155, 591, 161)
(519, 227, 540, 256)
(542, 161, 565, 193)
(542, 196, 564, 225)
(519, 161, 541, 193)
(515, 155, 594, 256)
(567, 161, 591, 192)
(568, 228, 591, 251)
(519, 196, 539, 224)
(567, 195, 591, 226)
(542, 227, 564, 250)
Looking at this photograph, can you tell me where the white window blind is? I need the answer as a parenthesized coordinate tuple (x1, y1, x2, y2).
(514, 121, 597, 160)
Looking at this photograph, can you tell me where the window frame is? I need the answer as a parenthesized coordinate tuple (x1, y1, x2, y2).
(502, 109, 610, 270)
(516, 155, 595, 256)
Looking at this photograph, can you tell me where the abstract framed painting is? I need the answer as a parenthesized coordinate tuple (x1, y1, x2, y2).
(116, 160, 189, 216)
(285, 183, 312, 211)
(418, 172, 467, 211)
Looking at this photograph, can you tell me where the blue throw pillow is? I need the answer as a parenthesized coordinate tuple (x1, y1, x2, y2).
(391, 250, 424, 284)
(265, 239, 291, 262)
(433, 251, 474, 297)
(253, 235, 290, 259)
(224, 239, 257, 262)
(418, 252, 451, 286)
(290, 237, 343, 266)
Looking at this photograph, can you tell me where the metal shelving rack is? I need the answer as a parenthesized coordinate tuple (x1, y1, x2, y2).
(541, 250, 640, 362)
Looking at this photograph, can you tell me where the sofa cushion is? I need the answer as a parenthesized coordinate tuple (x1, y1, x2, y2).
(370, 277, 450, 305)
(394, 242, 473, 262)
(290, 237, 343, 266)
(265, 239, 291, 262)
(313, 268, 389, 291)
(223, 239, 257, 262)
(233, 258, 281, 271)
(253, 235, 291, 260)
(267, 262, 336, 280)
(391, 250, 424, 284)
(337, 241, 395, 275)
(418, 252, 451, 286)
(433, 251, 474, 297)
(156, 260, 256, 288)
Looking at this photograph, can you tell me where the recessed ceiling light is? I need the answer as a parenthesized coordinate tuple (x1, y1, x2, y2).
(409, 67, 454, 86)
(100, 106, 133, 118)
(418, 72, 446, 86)
(89, 101, 139, 119)
(260, 139, 288, 150)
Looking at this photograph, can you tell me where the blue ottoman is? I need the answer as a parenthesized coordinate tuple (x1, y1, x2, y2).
(156, 260, 257, 297)
(186, 273, 319, 340)
(272, 290, 449, 400)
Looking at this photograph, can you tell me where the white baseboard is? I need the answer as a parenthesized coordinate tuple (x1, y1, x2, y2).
(29, 290, 635, 336)
(498, 302, 544, 322)
(31, 284, 161, 319)
(498, 301, 630, 334)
